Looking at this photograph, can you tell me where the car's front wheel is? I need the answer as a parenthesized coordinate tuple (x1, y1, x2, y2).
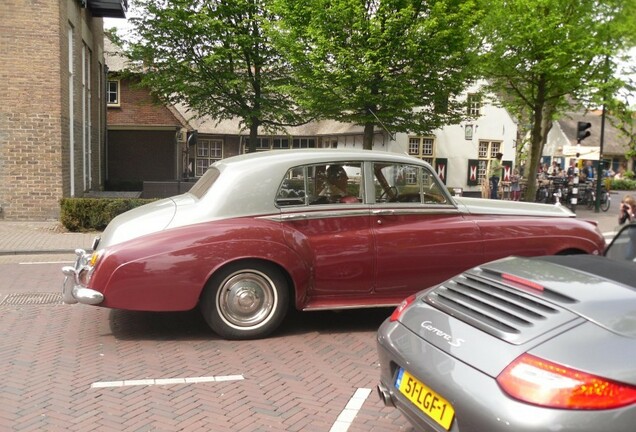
(200, 261, 289, 340)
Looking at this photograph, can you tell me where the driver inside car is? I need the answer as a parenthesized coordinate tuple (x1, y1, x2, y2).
(319, 164, 349, 199)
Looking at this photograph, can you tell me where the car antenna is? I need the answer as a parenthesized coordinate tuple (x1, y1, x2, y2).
(367, 108, 396, 141)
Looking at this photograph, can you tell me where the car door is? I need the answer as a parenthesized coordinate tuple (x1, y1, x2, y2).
(276, 162, 374, 298)
(370, 161, 484, 297)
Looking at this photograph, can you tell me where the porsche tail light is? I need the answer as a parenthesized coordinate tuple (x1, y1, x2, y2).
(389, 294, 417, 322)
(497, 353, 636, 409)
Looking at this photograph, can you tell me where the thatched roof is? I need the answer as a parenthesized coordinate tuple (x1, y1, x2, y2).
(556, 111, 631, 156)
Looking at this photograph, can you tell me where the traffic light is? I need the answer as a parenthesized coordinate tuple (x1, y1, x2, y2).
(577, 121, 591, 143)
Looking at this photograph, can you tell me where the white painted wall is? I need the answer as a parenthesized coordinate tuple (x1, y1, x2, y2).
(382, 85, 518, 194)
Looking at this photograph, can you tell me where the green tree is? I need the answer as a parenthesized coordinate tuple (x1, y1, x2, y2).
(268, 0, 482, 149)
(120, 0, 310, 152)
(478, 0, 636, 201)
(607, 97, 636, 162)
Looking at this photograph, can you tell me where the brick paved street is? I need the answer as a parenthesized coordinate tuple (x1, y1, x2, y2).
(0, 194, 627, 431)
(0, 260, 412, 432)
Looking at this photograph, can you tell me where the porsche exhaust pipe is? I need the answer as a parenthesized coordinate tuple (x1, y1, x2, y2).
(377, 384, 395, 407)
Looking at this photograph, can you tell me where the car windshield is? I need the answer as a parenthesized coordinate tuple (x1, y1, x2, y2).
(605, 224, 636, 262)
(188, 167, 220, 199)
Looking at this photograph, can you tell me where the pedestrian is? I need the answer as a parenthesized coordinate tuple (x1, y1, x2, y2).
(618, 195, 636, 225)
(510, 168, 521, 201)
(488, 152, 504, 199)
(618, 194, 636, 260)
(582, 160, 595, 182)
(548, 161, 559, 177)
(566, 159, 577, 180)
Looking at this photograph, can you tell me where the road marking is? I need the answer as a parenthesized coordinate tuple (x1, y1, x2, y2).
(330, 388, 372, 432)
(19, 261, 74, 265)
(91, 374, 244, 388)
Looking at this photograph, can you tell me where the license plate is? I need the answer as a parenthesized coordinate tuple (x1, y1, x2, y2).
(395, 368, 455, 430)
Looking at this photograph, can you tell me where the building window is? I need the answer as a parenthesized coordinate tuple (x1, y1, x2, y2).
(477, 140, 501, 183)
(107, 80, 120, 106)
(408, 136, 435, 165)
(244, 136, 292, 152)
(273, 137, 290, 149)
(467, 93, 481, 116)
(292, 137, 316, 149)
(195, 138, 223, 177)
(255, 137, 270, 151)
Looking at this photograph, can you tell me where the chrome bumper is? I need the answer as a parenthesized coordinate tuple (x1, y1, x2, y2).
(61, 249, 104, 305)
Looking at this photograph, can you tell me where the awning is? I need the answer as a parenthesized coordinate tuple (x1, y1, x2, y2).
(559, 145, 601, 160)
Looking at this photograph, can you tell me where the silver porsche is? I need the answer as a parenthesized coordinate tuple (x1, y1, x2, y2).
(377, 223, 636, 431)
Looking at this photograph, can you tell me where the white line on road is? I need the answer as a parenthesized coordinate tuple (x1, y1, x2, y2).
(91, 374, 244, 388)
(330, 388, 372, 432)
(19, 261, 74, 265)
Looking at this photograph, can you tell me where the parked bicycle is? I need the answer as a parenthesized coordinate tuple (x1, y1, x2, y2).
(579, 181, 611, 212)
(535, 176, 570, 206)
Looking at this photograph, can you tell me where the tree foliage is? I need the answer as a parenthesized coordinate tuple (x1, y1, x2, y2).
(120, 0, 310, 152)
(478, 0, 636, 201)
(268, 0, 482, 149)
(607, 97, 636, 160)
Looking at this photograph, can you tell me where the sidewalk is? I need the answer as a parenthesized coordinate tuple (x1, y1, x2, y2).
(0, 193, 626, 255)
(574, 189, 625, 237)
(0, 221, 97, 255)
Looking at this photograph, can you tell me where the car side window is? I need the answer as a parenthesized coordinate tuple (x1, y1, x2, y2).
(605, 224, 636, 261)
(276, 167, 307, 207)
(373, 163, 448, 204)
(276, 162, 364, 207)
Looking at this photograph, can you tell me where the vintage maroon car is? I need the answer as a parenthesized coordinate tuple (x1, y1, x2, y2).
(62, 149, 605, 339)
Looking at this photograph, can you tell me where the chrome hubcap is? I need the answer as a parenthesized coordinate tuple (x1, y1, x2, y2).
(217, 271, 276, 328)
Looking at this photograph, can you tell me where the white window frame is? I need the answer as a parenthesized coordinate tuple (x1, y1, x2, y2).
(195, 138, 223, 177)
(408, 136, 436, 165)
(107, 79, 120, 107)
(82, 43, 92, 191)
(478, 140, 502, 183)
(467, 93, 481, 116)
(68, 24, 75, 196)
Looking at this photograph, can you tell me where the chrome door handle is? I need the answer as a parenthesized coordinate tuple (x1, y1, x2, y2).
(280, 213, 307, 221)
(372, 209, 395, 216)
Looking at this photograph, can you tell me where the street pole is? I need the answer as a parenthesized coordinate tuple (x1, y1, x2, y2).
(595, 55, 609, 213)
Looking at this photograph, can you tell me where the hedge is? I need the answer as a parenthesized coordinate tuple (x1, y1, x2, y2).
(60, 198, 156, 232)
(609, 178, 636, 191)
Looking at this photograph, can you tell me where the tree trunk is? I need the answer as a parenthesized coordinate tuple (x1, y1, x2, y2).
(246, 119, 260, 153)
(523, 76, 554, 202)
(363, 122, 374, 150)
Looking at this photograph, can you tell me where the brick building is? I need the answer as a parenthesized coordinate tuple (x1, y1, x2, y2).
(0, 0, 126, 220)
(104, 39, 189, 193)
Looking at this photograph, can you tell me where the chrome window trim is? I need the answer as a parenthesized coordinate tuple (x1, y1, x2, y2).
(259, 206, 460, 223)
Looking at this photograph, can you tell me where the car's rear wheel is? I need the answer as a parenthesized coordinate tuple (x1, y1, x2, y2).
(200, 261, 289, 340)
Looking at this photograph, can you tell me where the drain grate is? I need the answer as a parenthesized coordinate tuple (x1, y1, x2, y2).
(0, 292, 63, 306)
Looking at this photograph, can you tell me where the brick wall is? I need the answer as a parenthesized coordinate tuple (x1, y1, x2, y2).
(107, 77, 183, 127)
(0, 0, 105, 220)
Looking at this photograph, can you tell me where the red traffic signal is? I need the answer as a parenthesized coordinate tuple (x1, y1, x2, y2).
(577, 121, 591, 143)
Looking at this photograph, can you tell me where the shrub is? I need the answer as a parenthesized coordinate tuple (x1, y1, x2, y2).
(610, 178, 636, 191)
(60, 198, 156, 232)
(610, 178, 636, 190)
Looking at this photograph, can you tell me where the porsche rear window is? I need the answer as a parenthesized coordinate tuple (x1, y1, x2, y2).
(188, 167, 220, 199)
